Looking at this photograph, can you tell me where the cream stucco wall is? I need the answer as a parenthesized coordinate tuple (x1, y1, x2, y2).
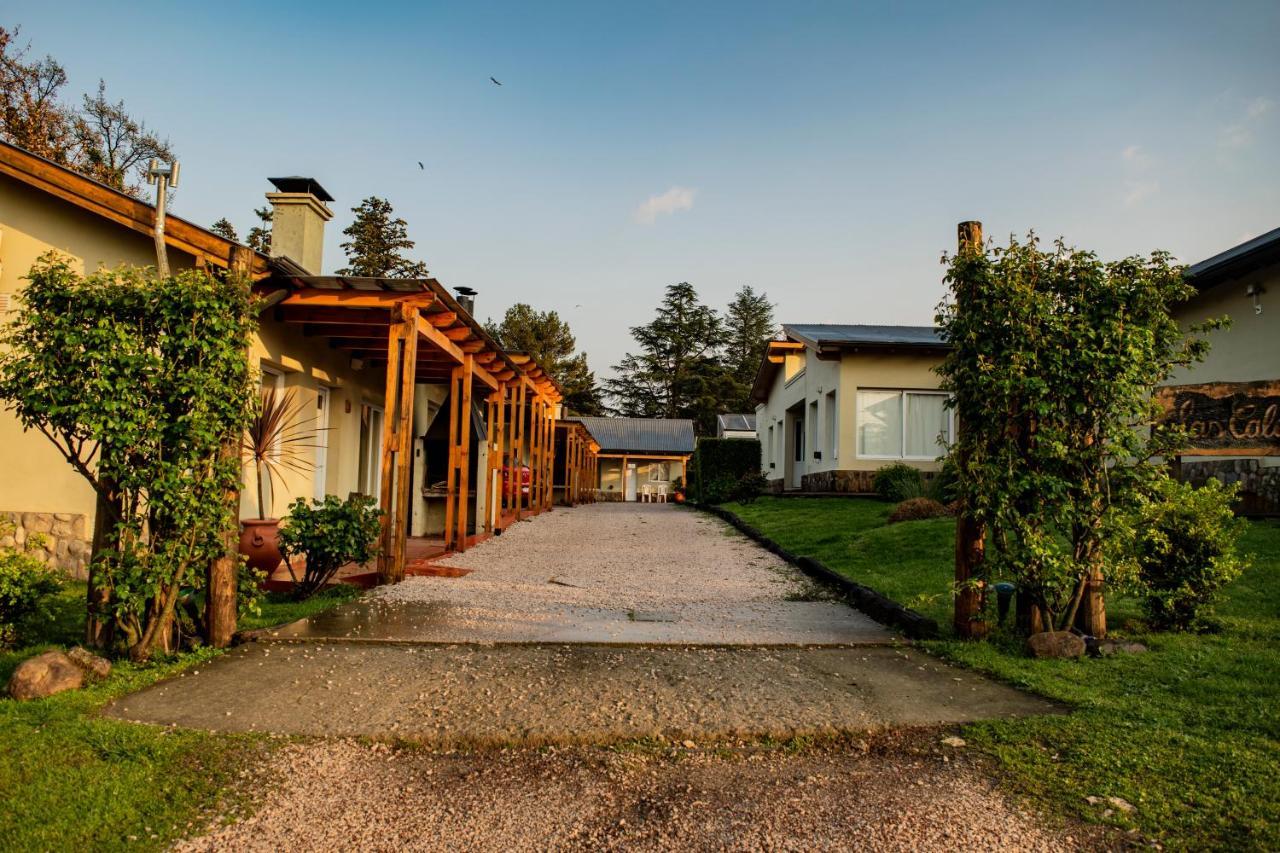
(755, 344, 947, 486)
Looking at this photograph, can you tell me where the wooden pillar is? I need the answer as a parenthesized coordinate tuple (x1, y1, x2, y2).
(622, 455, 629, 502)
(204, 245, 255, 647)
(378, 304, 419, 584)
(443, 361, 461, 549)
(484, 393, 496, 535)
(533, 397, 545, 513)
(953, 220, 988, 639)
(514, 381, 527, 516)
(454, 356, 473, 552)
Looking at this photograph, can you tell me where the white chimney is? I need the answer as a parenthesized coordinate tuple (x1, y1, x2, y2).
(265, 176, 334, 274)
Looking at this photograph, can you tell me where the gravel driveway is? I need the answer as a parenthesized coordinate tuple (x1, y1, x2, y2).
(271, 502, 891, 645)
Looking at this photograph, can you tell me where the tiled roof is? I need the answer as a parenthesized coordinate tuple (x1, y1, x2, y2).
(573, 417, 696, 455)
(784, 324, 945, 348)
(717, 413, 756, 432)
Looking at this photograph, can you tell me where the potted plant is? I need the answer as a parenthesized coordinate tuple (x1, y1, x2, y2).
(278, 495, 382, 599)
(672, 476, 686, 503)
(239, 388, 319, 575)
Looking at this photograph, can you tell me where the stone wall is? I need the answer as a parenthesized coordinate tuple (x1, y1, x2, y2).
(0, 511, 90, 579)
(800, 469, 941, 495)
(1181, 459, 1280, 516)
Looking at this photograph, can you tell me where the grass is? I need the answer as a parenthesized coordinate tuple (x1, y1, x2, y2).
(0, 581, 362, 850)
(724, 496, 1280, 851)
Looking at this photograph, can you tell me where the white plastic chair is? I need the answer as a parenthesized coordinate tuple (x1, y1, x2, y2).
(656, 483, 669, 503)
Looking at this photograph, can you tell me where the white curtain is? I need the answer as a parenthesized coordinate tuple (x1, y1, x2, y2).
(905, 393, 949, 458)
(857, 391, 902, 457)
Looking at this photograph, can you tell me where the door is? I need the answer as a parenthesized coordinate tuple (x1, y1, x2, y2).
(313, 387, 330, 502)
(624, 463, 638, 501)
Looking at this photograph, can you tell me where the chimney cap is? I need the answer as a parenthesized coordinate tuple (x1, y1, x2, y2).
(267, 176, 334, 202)
(453, 286, 478, 296)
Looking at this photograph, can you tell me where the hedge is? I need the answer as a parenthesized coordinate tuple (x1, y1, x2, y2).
(692, 437, 762, 503)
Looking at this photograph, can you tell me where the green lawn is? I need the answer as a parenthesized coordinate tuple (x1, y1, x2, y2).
(725, 496, 1280, 851)
(0, 583, 361, 851)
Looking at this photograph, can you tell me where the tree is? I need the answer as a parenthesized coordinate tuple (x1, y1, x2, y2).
(210, 218, 239, 242)
(70, 80, 173, 196)
(485, 303, 604, 415)
(246, 206, 272, 253)
(936, 232, 1229, 636)
(338, 196, 429, 278)
(1, 28, 173, 199)
(722, 285, 775, 410)
(0, 256, 256, 661)
(605, 282, 729, 433)
(0, 26, 74, 163)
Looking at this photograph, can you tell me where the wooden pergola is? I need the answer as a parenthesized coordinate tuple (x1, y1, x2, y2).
(259, 269, 563, 584)
(554, 421, 601, 506)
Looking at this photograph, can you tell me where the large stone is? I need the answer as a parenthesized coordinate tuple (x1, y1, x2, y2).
(1086, 638, 1148, 658)
(1026, 631, 1086, 659)
(66, 646, 112, 680)
(7, 650, 85, 700)
(22, 512, 53, 534)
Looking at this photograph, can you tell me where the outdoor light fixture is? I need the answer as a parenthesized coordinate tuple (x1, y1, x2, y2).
(1247, 282, 1265, 315)
(350, 357, 365, 371)
(145, 158, 180, 277)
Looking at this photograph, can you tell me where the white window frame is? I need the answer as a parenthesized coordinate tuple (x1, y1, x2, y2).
(855, 389, 953, 461)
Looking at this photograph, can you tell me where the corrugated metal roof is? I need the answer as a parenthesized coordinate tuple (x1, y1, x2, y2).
(784, 324, 946, 348)
(573, 417, 696, 454)
(717, 413, 756, 432)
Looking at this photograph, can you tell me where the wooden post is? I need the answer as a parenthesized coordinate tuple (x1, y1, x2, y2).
(498, 383, 509, 526)
(455, 355, 473, 552)
(514, 381, 526, 516)
(204, 245, 256, 647)
(484, 394, 495, 535)
(378, 304, 419, 583)
(953, 221, 988, 639)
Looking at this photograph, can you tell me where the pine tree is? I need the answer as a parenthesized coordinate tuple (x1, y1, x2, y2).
(486, 304, 604, 415)
(338, 196, 429, 278)
(246, 206, 272, 253)
(210, 218, 239, 242)
(722, 285, 775, 410)
(604, 282, 730, 433)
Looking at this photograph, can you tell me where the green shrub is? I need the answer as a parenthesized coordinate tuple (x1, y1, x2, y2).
(729, 471, 768, 504)
(0, 526, 63, 647)
(1132, 478, 1249, 631)
(926, 457, 960, 504)
(279, 495, 382, 600)
(888, 497, 953, 524)
(873, 463, 924, 502)
(693, 437, 762, 503)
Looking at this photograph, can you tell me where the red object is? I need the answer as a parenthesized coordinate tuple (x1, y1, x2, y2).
(502, 465, 531, 499)
(239, 519, 282, 575)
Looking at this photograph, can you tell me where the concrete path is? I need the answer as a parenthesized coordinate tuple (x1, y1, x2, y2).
(107, 643, 1059, 745)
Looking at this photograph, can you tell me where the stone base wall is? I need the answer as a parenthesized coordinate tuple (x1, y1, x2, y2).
(0, 511, 90, 579)
(1181, 459, 1280, 515)
(800, 469, 940, 495)
(766, 478, 785, 495)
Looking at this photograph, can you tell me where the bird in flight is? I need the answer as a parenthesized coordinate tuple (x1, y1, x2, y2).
(418, 162, 425, 170)
(490, 76, 502, 86)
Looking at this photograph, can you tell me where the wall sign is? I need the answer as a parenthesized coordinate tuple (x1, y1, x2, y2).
(1154, 380, 1280, 456)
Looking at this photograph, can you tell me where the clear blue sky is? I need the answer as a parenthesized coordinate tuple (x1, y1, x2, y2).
(7, 1, 1279, 376)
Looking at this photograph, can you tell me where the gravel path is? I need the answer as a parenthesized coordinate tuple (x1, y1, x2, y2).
(177, 736, 1094, 852)
(302, 502, 891, 645)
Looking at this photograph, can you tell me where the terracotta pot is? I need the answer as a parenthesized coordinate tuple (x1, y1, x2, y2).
(673, 491, 686, 503)
(239, 519, 282, 576)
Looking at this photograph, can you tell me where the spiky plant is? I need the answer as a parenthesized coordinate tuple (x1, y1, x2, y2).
(242, 388, 320, 519)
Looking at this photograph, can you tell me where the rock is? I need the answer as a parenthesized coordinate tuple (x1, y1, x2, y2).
(681, 740, 697, 749)
(1026, 631, 1086, 659)
(941, 736, 966, 748)
(7, 650, 85, 700)
(67, 646, 112, 680)
(1108, 796, 1136, 813)
(1086, 638, 1148, 658)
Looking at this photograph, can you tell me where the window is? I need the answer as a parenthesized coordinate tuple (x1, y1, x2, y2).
(808, 400, 819, 460)
(856, 390, 952, 460)
(649, 463, 668, 482)
(358, 404, 384, 497)
(766, 425, 775, 468)
(793, 416, 805, 462)
(784, 350, 806, 383)
(825, 391, 838, 461)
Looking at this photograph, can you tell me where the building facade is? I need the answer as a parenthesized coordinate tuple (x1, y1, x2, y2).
(751, 325, 949, 493)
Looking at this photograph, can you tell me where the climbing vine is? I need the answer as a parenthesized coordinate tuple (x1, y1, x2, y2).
(936, 233, 1224, 630)
(0, 255, 256, 660)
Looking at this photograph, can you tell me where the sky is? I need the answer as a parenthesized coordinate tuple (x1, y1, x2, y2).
(6, 1, 1279, 377)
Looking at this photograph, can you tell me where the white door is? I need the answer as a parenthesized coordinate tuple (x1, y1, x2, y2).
(313, 387, 330, 502)
(625, 463, 638, 501)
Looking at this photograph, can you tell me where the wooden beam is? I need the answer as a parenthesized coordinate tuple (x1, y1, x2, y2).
(413, 314, 499, 391)
(455, 356, 474, 551)
(278, 306, 391, 325)
(953, 220, 988, 640)
(281, 289, 436, 310)
(424, 311, 458, 327)
(442, 326, 472, 341)
(377, 304, 419, 584)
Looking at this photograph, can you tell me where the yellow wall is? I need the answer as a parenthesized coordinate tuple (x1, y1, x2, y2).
(1170, 263, 1279, 385)
(0, 174, 388, 530)
(837, 352, 947, 471)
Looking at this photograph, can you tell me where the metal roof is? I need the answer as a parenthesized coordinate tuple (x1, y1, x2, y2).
(783, 324, 946, 349)
(573, 417, 696, 455)
(717, 413, 756, 432)
(1185, 226, 1280, 288)
(267, 176, 334, 202)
